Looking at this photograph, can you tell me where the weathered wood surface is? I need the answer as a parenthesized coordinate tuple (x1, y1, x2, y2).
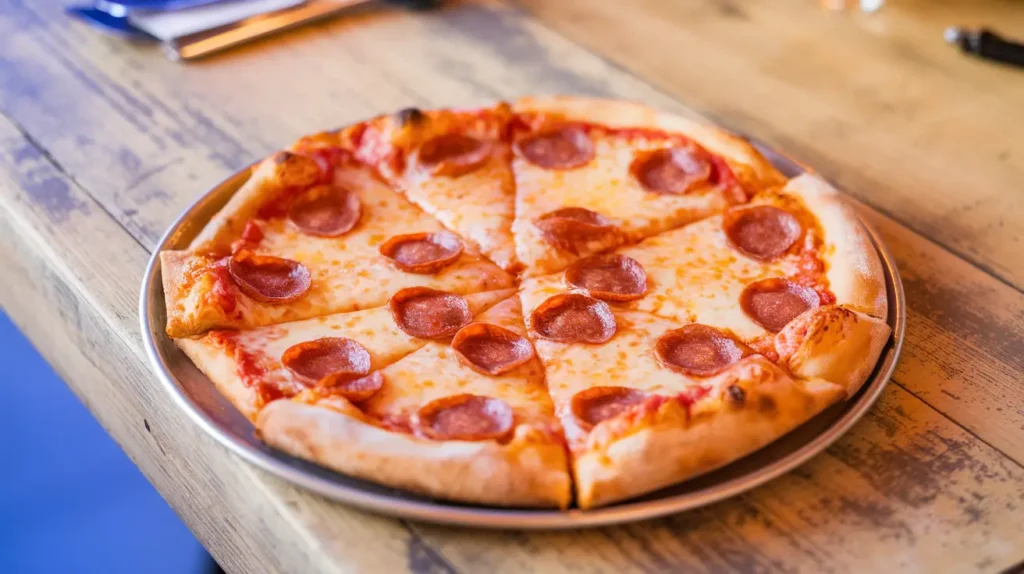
(519, 0, 1024, 290)
(0, 0, 1022, 572)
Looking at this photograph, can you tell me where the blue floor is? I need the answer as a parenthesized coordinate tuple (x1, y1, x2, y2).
(0, 311, 211, 574)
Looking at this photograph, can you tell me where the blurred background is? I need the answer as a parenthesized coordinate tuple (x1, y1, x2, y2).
(0, 311, 213, 574)
(4, 0, 1020, 572)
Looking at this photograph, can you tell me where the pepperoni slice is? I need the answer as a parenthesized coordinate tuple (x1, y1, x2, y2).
(530, 293, 616, 344)
(287, 184, 361, 237)
(228, 250, 311, 304)
(281, 337, 371, 384)
(413, 394, 514, 441)
(740, 278, 820, 333)
(451, 323, 535, 376)
(388, 287, 472, 339)
(723, 205, 803, 262)
(655, 324, 747, 377)
(630, 147, 712, 195)
(418, 133, 491, 177)
(515, 126, 594, 170)
(571, 386, 648, 427)
(534, 207, 617, 255)
(564, 254, 647, 302)
(317, 371, 384, 403)
(379, 231, 464, 274)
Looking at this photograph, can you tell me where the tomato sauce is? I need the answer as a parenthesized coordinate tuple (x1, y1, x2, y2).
(207, 258, 237, 315)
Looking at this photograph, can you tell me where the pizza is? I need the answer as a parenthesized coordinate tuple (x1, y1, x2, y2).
(507, 97, 785, 277)
(352, 103, 521, 272)
(161, 146, 513, 338)
(160, 96, 891, 509)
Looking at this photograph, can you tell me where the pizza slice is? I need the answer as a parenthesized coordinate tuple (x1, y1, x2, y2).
(162, 144, 513, 338)
(256, 295, 572, 508)
(518, 293, 845, 509)
(178, 289, 514, 419)
(350, 103, 520, 272)
(614, 172, 891, 397)
(520, 173, 891, 399)
(509, 96, 786, 277)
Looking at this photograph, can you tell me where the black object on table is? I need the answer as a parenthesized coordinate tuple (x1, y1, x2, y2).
(945, 27, 1024, 69)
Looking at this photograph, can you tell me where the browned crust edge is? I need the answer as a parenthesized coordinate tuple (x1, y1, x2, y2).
(782, 173, 888, 319)
(572, 358, 844, 509)
(256, 399, 572, 508)
(512, 95, 787, 191)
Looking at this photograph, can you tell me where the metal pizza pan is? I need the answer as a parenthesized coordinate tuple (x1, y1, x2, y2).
(139, 141, 905, 529)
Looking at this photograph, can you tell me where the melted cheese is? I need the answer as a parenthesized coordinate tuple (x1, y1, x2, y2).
(178, 289, 513, 419)
(512, 132, 733, 277)
(616, 215, 804, 339)
(534, 310, 702, 403)
(520, 213, 807, 342)
(365, 297, 556, 426)
(178, 164, 514, 332)
(401, 151, 519, 272)
(529, 308, 718, 448)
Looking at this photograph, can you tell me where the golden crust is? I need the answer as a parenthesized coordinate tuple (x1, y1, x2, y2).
(256, 398, 572, 508)
(572, 357, 845, 509)
(161, 250, 240, 338)
(176, 336, 262, 420)
(358, 103, 512, 173)
(159, 98, 896, 511)
(161, 146, 515, 338)
(781, 174, 888, 318)
(172, 289, 515, 420)
(512, 95, 786, 191)
(776, 305, 892, 398)
(356, 104, 521, 272)
(189, 152, 322, 253)
(162, 151, 325, 337)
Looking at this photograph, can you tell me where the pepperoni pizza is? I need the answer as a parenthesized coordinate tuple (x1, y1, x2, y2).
(161, 96, 891, 509)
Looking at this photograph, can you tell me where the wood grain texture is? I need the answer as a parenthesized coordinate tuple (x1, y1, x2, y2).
(0, 0, 1022, 572)
(514, 0, 1024, 464)
(518, 0, 1024, 290)
(859, 204, 1024, 464)
(3, 0, 1021, 462)
(413, 384, 1024, 573)
(0, 116, 452, 574)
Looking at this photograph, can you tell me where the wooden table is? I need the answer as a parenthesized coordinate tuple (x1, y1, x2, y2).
(1, 0, 1022, 572)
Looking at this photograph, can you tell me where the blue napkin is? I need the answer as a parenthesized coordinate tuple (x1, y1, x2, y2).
(67, 0, 304, 40)
(97, 0, 226, 11)
(66, 6, 150, 38)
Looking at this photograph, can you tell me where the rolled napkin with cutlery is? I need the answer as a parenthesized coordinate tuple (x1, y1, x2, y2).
(123, 0, 307, 40)
(68, 0, 440, 61)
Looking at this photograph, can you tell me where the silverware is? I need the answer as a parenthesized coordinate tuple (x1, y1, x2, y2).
(167, 0, 372, 61)
(69, 0, 441, 61)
